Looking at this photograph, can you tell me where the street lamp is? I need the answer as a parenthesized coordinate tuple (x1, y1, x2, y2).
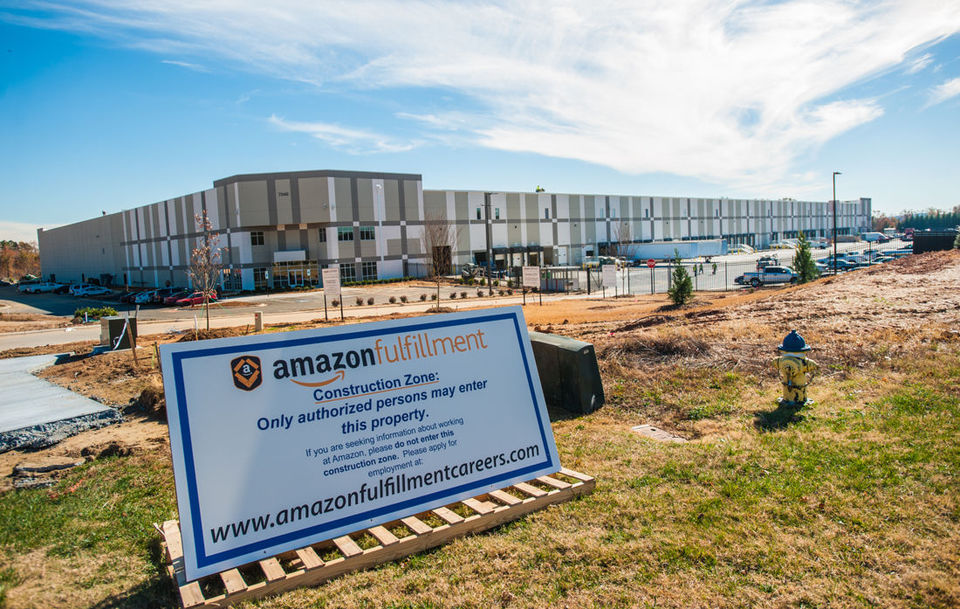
(483, 192, 495, 290)
(832, 171, 841, 275)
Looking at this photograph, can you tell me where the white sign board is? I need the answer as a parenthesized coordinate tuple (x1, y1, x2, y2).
(601, 264, 617, 287)
(521, 266, 539, 289)
(160, 307, 560, 580)
(321, 267, 341, 298)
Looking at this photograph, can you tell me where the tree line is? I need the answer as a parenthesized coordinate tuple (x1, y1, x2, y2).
(0, 241, 41, 280)
(873, 206, 960, 232)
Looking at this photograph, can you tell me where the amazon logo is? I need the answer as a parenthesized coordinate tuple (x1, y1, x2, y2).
(271, 347, 377, 383)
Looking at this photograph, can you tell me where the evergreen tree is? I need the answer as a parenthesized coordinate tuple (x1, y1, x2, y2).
(791, 231, 819, 283)
(668, 250, 693, 306)
(954, 231, 960, 249)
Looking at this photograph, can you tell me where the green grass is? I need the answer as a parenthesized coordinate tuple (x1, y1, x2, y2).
(0, 347, 958, 608)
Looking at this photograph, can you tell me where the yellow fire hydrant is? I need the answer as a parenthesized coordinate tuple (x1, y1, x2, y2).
(773, 330, 818, 407)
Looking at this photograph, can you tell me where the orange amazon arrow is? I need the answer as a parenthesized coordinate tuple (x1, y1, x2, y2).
(290, 369, 345, 387)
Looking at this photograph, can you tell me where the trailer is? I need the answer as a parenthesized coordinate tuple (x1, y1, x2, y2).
(627, 239, 727, 261)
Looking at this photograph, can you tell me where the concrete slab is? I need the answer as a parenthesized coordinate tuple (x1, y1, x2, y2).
(0, 354, 121, 452)
(631, 424, 688, 443)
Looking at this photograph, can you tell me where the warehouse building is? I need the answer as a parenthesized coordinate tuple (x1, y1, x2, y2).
(37, 169, 871, 290)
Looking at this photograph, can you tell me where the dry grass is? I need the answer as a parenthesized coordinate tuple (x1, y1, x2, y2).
(1, 251, 959, 608)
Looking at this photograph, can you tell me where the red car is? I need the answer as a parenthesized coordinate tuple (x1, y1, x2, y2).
(162, 290, 191, 305)
(175, 291, 218, 306)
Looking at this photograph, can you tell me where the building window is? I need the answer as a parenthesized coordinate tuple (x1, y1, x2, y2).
(544, 208, 550, 219)
(253, 267, 268, 290)
(250, 231, 264, 246)
(318, 228, 327, 243)
(476, 208, 481, 220)
(338, 227, 354, 241)
(359, 226, 375, 240)
(644, 208, 649, 218)
(340, 263, 356, 283)
(495, 208, 500, 220)
(361, 261, 377, 280)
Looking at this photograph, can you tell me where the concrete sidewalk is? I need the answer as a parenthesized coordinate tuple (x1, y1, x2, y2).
(0, 354, 121, 452)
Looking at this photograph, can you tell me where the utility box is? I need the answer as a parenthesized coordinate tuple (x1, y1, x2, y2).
(100, 316, 138, 350)
(529, 331, 604, 415)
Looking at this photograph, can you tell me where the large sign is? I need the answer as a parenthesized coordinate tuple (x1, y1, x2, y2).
(521, 266, 539, 289)
(321, 267, 341, 298)
(601, 264, 617, 288)
(160, 307, 560, 580)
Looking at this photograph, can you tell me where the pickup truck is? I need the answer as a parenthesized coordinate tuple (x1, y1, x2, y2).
(735, 266, 798, 288)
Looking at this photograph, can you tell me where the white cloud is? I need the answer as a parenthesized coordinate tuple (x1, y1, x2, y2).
(905, 53, 933, 74)
(14, 1, 960, 189)
(268, 115, 417, 153)
(926, 76, 960, 107)
(0, 221, 60, 244)
(161, 59, 209, 72)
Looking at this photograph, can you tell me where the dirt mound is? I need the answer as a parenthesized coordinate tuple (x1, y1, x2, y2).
(884, 248, 960, 274)
(177, 328, 244, 342)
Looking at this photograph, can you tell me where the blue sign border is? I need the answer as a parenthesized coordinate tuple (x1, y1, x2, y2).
(169, 310, 555, 570)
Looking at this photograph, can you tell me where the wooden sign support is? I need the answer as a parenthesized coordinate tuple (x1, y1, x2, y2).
(159, 468, 595, 608)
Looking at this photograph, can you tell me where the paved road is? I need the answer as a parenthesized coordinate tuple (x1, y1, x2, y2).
(0, 290, 587, 351)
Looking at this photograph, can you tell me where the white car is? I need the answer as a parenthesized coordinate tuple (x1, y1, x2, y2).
(133, 289, 159, 304)
(74, 285, 113, 297)
(69, 283, 95, 296)
(18, 282, 63, 294)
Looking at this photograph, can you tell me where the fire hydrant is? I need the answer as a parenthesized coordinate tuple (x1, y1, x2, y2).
(773, 330, 818, 407)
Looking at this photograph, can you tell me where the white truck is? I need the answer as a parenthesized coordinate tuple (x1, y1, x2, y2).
(734, 266, 798, 288)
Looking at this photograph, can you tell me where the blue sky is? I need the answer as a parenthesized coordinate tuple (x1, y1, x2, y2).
(2, 1, 959, 242)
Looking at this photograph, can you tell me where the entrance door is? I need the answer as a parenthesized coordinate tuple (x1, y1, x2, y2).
(289, 269, 303, 286)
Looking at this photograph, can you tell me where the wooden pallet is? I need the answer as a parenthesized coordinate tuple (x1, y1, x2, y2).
(160, 468, 595, 608)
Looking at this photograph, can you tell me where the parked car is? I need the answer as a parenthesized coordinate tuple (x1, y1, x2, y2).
(757, 255, 779, 269)
(69, 283, 95, 296)
(133, 289, 159, 305)
(53, 284, 71, 294)
(18, 282, 64, 294)
(74, 285, 113, 297)
(175, 291, 218, 307)
(735, 266, 798, 287)
(812, 238, 829, 249)
(163, 290, 191, 305)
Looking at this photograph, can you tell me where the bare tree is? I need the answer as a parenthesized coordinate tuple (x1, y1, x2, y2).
(189, 210, 226, 331)
(611, 221, 635, 261)
(420, 213, 457, 305)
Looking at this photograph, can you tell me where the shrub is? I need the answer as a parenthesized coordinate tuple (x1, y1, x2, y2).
(450, 292, 458, 299)
(507, 289, 513, 295)
(420, 293, 427, 301)
(389, 296, 397, 304)
(493, 280, 499, 286)
(461, 291, 468, 299)
(507, 280, 514, 288)
(791, 231, 819, 283)
(431, 294, 437, 301)
(667, 250, 694, 306)
(355, 296, 364, 306)
(367, 297, 375, 305)
(477, 290, 485, 297)
(400, 295, 408, 303)
(331, 299, 340, 307)
(74, 306, 117, 320)
(499, 289, 505, 296)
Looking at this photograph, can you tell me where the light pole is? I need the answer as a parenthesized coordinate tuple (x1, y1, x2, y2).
(832, 171, 841, 275)
(483, 192, 494, 291)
